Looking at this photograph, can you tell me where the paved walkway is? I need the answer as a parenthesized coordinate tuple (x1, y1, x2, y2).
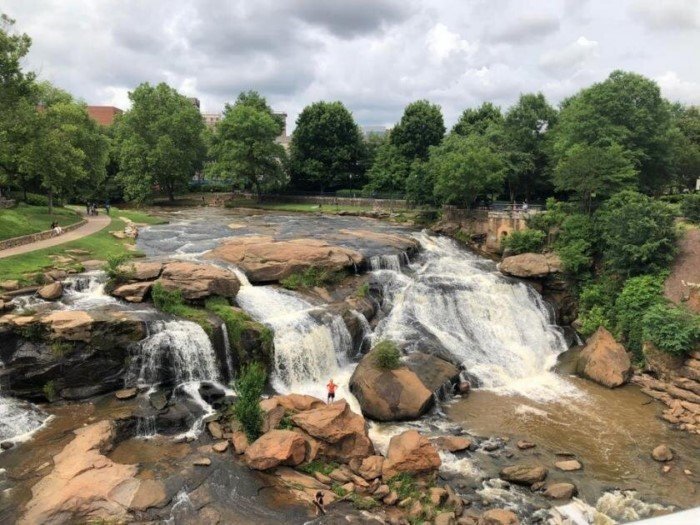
(0, 214, 112, 259)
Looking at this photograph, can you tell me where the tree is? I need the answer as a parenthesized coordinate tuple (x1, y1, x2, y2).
(114, 82, 205, 202)
(553, 142, 637, 212)
(503, 93, 557, 201)
(595, 191, 676, 277)
(551, 70, 673, 194)
(364, 141, 410, 193)
(668, 104, 700, 191)
(452, 102, 503, 137)
(431, 133, 506, 206)
(289, 101, 364, 191)
(207, 91, 286, 200)
(405, 159, 436, 205)
(390, 100, 445, 161)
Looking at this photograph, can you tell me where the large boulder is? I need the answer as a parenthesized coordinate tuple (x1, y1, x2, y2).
(291, 400, 374, 461)
(382, 430, 441, 479)
(19, 420, 166, 524)
(499, 463, 547, 486)
(37, 282, 63, 301)
(244, 430, 307, 470)
(156, 261, 240, 300)
(206, 236, 364, 283)
(262, 394, 326, 413)
(576, 327, 632, 388)
(119, 261, 164, 281)
(112, 282, 152, 303)
(499, 253, 562, 279)
(350, 349, 458, 421)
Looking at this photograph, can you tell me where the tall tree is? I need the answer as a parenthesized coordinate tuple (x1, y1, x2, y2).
(431, 133, 506, 206)
(390, 100, 445, 161)
(115, 82, 205, 202)
(364, 141, 410, 193)
(207, 91, 287, 200)
(668, 104, 700, 191)
(503, 93, 557, 201)
(289, 101, 364, 192)
(551, 70, 672, 194)
(452, 102, 503, 137)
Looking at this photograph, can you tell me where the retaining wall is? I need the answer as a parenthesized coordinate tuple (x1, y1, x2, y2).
(0, 219, 87, 251)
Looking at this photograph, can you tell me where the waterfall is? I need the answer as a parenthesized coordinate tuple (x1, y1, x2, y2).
(349, 309, 372, 354)
(230, 267, 353, 399)
(373, 232, 581, 402)
(220, 322, 235, 383)
(0, 360, 48, 446)
(369, 253, 403, 271)
(62, 271, 117, 310)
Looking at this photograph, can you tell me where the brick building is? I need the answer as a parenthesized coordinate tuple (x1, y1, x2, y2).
(86, 106, 123, 126)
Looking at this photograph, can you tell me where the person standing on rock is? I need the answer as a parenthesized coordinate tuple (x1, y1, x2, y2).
(326, 379, 336, 404)
(314, 491, 326, 516)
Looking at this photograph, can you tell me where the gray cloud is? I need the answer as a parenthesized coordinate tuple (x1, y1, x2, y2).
(3, 0, 699, 129)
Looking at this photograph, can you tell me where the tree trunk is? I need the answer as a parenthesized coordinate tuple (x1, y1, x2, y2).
(168, 184, 175, 202)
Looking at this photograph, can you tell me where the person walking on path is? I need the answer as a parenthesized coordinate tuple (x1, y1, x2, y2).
(326, 379, 337, 404)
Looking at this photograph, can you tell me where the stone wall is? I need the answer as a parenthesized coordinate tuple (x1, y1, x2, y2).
(0, 219, 87, 251)
(237, 192, 410, 210)
(0, 198, 15, 209)
(442, 205, 532, 253)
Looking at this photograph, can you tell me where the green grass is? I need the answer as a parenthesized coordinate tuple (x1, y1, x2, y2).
(151, 282, 212, 333)
(110, 207, 167, 225)
(0, 212, 155, 283)
(280, 267, 345, 290)
(225, 198, 410, 215)
(0, 203, 82, 241)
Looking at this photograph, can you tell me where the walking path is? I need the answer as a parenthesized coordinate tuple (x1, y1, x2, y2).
(0, 214, 111, 259)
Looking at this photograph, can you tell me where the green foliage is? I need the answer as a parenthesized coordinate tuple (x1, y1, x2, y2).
(431, 133, 506, 206)
(206, 91, 287, 198)
(151, 282, 211, 333)
(596, 191, 676, 277)
(452, 102, 503, 137)
(614, 274, 665, 357)
(280, 268, 343, 290)
(232, 362, 267, 442)
(43, 380, 57, 401)
(390, 100, 445, 161)
(18, 322, 45, 341)
(680, 193, 700, 223)
(331, 483, 348, 497)
(351, 494, 379, 510)
(555, 214, 596, 278)
(642, 303, 700, 356)
(387, 473, 420, 500)
(501, 229, 545, 254)
(527, 198, 570, 234)
(50, 341, 73, 357)
(0, 203, 80, 241)
(355, 283, 369, 299)
(578, 305, 612, 337)
(373, 340, 401, 370)
(364, 142, 410, 193)
(668, 105, 700, 191)
(104, 253, 133, 281)
(114, 82, 206, 202)
(405, 159, 436, 205)
(289, 101, 365, 191)
(299, 460, 339, 476)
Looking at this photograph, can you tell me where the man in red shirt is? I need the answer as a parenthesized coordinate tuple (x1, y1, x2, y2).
(326, 379, 337, 404)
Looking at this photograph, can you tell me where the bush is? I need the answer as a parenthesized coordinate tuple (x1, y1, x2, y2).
(232, 362, 267, 442)
(501, 229, 546, 255)
(373, 340, 401, 370)
(613, 274, 665, 357)
(575, 277, 620, 337)
(280, 268, 344, 290)
(578, 305, 612, 337)
(681, 193, 700, 223)
(104, 254, 133, 282)
(642, 303, 700, 356)
(555, 214, 596, 278)
(596, 191, 676, 277)
(527, 197, 570, 234)
(151, 282, 211, 333)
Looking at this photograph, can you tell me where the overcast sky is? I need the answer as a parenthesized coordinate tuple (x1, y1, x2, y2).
(5, 0, 699, 130)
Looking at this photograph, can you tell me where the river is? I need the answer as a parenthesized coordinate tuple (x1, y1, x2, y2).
(0, 206, 698, 524)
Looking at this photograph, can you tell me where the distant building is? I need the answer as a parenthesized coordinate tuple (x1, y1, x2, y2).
(362, 125, 388, 138)
(201, 109, 289, 148)
(202, 113, 222, 128)
(86, 106, 123, 126)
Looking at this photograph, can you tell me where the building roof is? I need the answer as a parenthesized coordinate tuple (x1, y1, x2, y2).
(86, 106, 123, 126)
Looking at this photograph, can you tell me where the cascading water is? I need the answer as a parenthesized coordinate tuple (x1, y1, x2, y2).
(230, 268, 354, 400)
(0, 361, 48, 447)
(373, 232, 580, 402)
(369, 253, 404, 272)
(62, 271, 118, 310)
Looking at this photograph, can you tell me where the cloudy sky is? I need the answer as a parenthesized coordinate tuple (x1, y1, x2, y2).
(5, 0, 700, 130)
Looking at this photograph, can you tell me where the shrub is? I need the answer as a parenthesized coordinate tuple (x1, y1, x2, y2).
(555, 214, 596, 278)
(280, 268, 344, 290)
(373, 340, 401, 370)
(299, 460, 339, 476)
(151, 282, 211, 333)
(527, 197, 570, 234)
(232, 362, 267, 442)
(43, 380, 57, 401)
(355, 283, 369, 298)
(681, 193, 700, 223)
(578, 305, 612, 337)
(596, 191, 676, 277)
(642, 303, 700, 356)
(613, 274, 665, 357)
(501, 229, 546, 255)
(387, 473, 420, 500)
(104, 254, 133, 282)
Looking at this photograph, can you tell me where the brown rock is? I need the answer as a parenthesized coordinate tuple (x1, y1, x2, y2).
(554, 459, 582, 471)
(429, 487, 448, 505)
(0, 280, 19, 291)
(157, 261, 240, 300)
(479, 509, 519, 525)
(213, 441, 229, 453)
(435, 512, 457, 525)
(112, 282, 152, 303)
(329, 469, 352, 483)
(194, 457, 211, 466)
(499, 463, 547, 486)
(231, 431, 249, 454)
(543, 482, 577, 500)
(128, 479, 168, 511)
(341, 482, 355, 494)
(373, 484, 390, 498)
(244, 430, 307, 470)
(355, 455, 384, 480)
(207, 236, 364, 283)
(652, 444, 674, 462)
(408, 500, 423, 518)
(432, 436, 472, 452)
(383, 490, 399, 505)
(382, 430, 441, 479)
(313, 471, 332, 485)
(37, 282, 63, 301)
(115, 388, 137, 400)
(457, 381, 471, 395)
(267, 393, 325, 413)
(576, 327, 632, 388)
(499, 253, 561, 278)
(516, 440, 536, 450)
(290, 400, 374, 460)
(208, 421, 223, 439)
(262, 405, 286, 433)
(120, 261, 163, 281)
(19, 421, 138, 525)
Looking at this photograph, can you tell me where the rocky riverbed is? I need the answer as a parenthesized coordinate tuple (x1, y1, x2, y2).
(0, 207, 698, 524)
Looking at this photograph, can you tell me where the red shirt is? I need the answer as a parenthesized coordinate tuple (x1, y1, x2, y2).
(327, 382, 337, 394)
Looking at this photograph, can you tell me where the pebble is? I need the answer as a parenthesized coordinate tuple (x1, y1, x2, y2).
(193, 457, 211, 466)
(212, 441, 229, 453)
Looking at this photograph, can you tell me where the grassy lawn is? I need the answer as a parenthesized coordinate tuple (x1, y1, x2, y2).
(0, 213, 158, 284)
(110, 206, 168, 225)
(224, 198, 408, 214)
(0, 203, 82, 241)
